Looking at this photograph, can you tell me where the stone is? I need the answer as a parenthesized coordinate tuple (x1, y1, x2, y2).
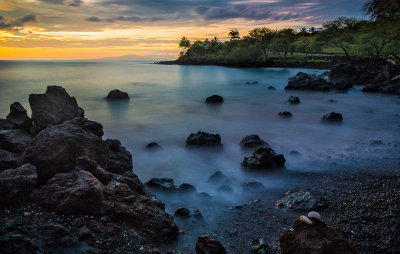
(75, 156, 113, 185)
(146, 142, 161, 149)
(240, 135, 268, 148)
(0, 129, 32, 155)
(205, 95, 223, 104)
(6, 102, 32, 131)
(278, 111, 293, 118)
(0, 164, 37, 208)
(178, 183, 197, 194)
(145, 178, 177, 192)
(285, 72, 335, 91)
(174, 207, 191, 217)
(0, 149, 18, 172)
(287, 96, 300, 104)
(322, 112, 343, 122)
(242, 146, 285, 170)
(65, 117, 104, 137)
(195, 235, 227, 254)
(217, 184, 233, 193)
(207, 171, 227, 184)
(280, 218, 357, 254)
(29, 86, 82, 130)
(242, 181, 265, 192)
(251, 238, 275, 254)
(0, 119, 16, 130)
(276, 191, 329, 211)
(186, 131, 222, 146)
(105, 90, 129, 100)
(267, 86, 276, 90)
(103, 139, 133, 174)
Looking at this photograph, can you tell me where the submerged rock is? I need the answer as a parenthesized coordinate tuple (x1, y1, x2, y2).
(242, 146, 285, 170)
(322, 112, 343, 122)
(0, 118, 16, 130)
(242, 181, 265, 192)
(6, 102, 32, 132)
(0, 149, 18, 171)
(186, 131, 222, 146)
(146, 142, 161, 149)
(174, 207, 203, 219)
(29, 86, 82, 130)
(286, 72, 334, 91)
(267, 86, 276, 90)
(105, 89, 129, 100)
(207, 171, 228, 184)
(0, 129, 32, 155)
(276, 191, 329, 211)
(205, 95, 224, 104)
(278, 111, 293, 118)
(195, 235, 227, 254)
(145, 178, 177, 192)
(287, 96, 300, 104)
(240, 135, 268, 148)
(178, 183, 197, 194)
(0, 164, 37, 208)
(280, 218, 357, 254)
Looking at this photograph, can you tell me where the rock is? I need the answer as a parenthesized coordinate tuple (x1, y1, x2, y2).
(0, 164, 37, 208)
(0, 118, 16, 130)
(242, 146, 285, 170)
(145, 178, 177, 192)
(103, 139, 133, 174)
(276, 191, 329, 211)
(278, 111, 293, 118)
(251, 238, 275, 254)
(75, 156, 113, 185)
(329, 62, 358, 83)
(19, 122, 111, 185)
(0, 149, 18, 172)
(280, 218, 357, 254)
(240, 135, 268, 148)
(267, 86, 276, 90)
(186, 131, 222, 146)
(6, 102, 32, 131)
(322, 112, 343, 122)
(0, 129, 32, 155)
(174, 207, 191, 217)
(31, 170, 105, 215)
(29, 86, 82, 130)
(205, 95, 223, 104)
(217, 184, 233, 193)
(178, 183, 197, 194)
(246, 81, 259, 85)
(65, 117, 104, 137)
(195, 235, 227, 254)
(146, 142, 161, 149)
(287, 96, 300, 104)
(308, 211, 321, 220)
(105, 89, 129, 100)
(207, 171, 227, 184)
(242, 181, 265, 192)
(285, 72, 334, 91)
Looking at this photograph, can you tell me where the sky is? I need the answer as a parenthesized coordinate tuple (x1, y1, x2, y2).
(0, 0, 367, 60)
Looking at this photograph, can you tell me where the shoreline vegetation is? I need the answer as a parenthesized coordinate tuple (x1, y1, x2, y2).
(160, 1, 400, 69)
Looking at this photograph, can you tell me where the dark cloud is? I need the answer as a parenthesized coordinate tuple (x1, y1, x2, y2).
(69, 0, 83, 7)
(85, 16, 114, 22)
(39, 0, 83, 7)
(0, 15, 37, 31)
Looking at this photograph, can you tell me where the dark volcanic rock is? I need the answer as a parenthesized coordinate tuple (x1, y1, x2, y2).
(104, 139, 133, 174)
(29, 86, 82, 130)
(287, 96, 300, 104)
(186, 131, 222, 146)
(205, 95, 224, 104)
(240, 135, 268, 148)
(322, 112, 343, 122)
(280, 218, 357, 254)
(0, 119, 16, 130)
(174, 207, 191, 217)
(65, 117, 104, 137)
(329, 62, 357, 83)
(6, 102, 32, 131)
(145, 178, 177, 192)
(278, 111, 293, 118)
(276, 191, 329, 211)
(105, 89, 129, 100)
(75, 156, 112, 185)
(31, 170, 105, 215)
(0, 129, 32, 155)
(0, 149, 18, 172)
(242, 181, 265, 192)
(146, 142, 160, 149)
(195, 235, 227, 254)
(267, 86, 276, 90)
(208, 171, 227, 184)
(178, 183, 197, 194)
(286, 72, 334, 91)
(242, 146, 285, 170)
(0, 164, 37, 208)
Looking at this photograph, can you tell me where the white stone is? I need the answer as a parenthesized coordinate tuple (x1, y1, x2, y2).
(300, 215, 313, 225)
(307, 211, 321, 220)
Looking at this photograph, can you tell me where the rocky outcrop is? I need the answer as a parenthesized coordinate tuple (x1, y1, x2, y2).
(280, 218, 357, 254)
(240, 135, 268, 148)
(186, 131, 222, 146)
(6, 102, 32, 132)
(278, 111, 293, 118)
(363, 74, 400, 94)
(276, 191, 329, 211)
(205, 95, 223, 104)
(174, 207, 202, 219)
(103, 139, 133, 174)
(0, 164, 37, 207)
(0, 129, 32, 155)
(145, 178, 177, 192)
(195, 235, 227, 254)
(75, 156, 112, 185)
(322, 112, 343, 122)
(242, 146, 285, 170)
(0, 119, 16, 130)
(65, 117, 104, 137)
(0, 149, 18, 171)
(105, 90, 129, 100)
(242, 181, 265, 192)
(287, 96, 300, 104)
(29, 86, 83, 130)
(286, 72, 335, 91)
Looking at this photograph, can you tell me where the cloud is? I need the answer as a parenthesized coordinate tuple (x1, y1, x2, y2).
(85, 16, 114, 22)
(69, 0, 83, 7)
(0, 15, 37, 31)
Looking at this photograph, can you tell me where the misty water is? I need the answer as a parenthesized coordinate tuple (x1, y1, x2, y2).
(1, 60, 400, 249)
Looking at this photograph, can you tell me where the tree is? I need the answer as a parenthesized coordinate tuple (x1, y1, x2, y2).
(363, 0, 400, 20)
(247, 27, 275, 62)
(179, 36, 191, 53)
(359, 21, 393, 57)
(228, 29, 240, 40)
(271, 28, 295, 64)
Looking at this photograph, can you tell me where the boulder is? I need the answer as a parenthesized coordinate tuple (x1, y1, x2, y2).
(186, 131, 222, 146)
(65, 117, 104, 137)
(0, 149, 18, 172)
(103, 139, 133, 174)
(174, 207, 202, 219)
(287, 96, 300, 104)
(280, 218, 357, 254)
(240, 135, 268, 148)
(0, 129, 32, 155)
(322, 112, 343, 122)
(75, 156, 112, 185)
(285, 72, 334, 91)
(251, 238, 275, 254)
(207, 171, 227, 184)
(178, 183, 197, 194)
(329, 62, 358, 83)
(31, 170, 105, 215)
(242, 146, 285, 170)
(242, 181, 265, 192)
(0, 119, 16, 130)
(267, 86, 276, 90)
(276, 191, 329, 211)
(195, 235, 227, 254)
(146, 142, 161, 149)
(6, 102, 32, 131)
(105, 89, 129, 100)
(205, 95, 223, 104)
(145, 178, 177, 192)
(278, 111, 293, 118)
(0, 164, 37, 208)
(29, 86, 82, 130)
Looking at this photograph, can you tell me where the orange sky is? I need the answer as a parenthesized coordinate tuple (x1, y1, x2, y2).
(0, 0, 364, 60)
